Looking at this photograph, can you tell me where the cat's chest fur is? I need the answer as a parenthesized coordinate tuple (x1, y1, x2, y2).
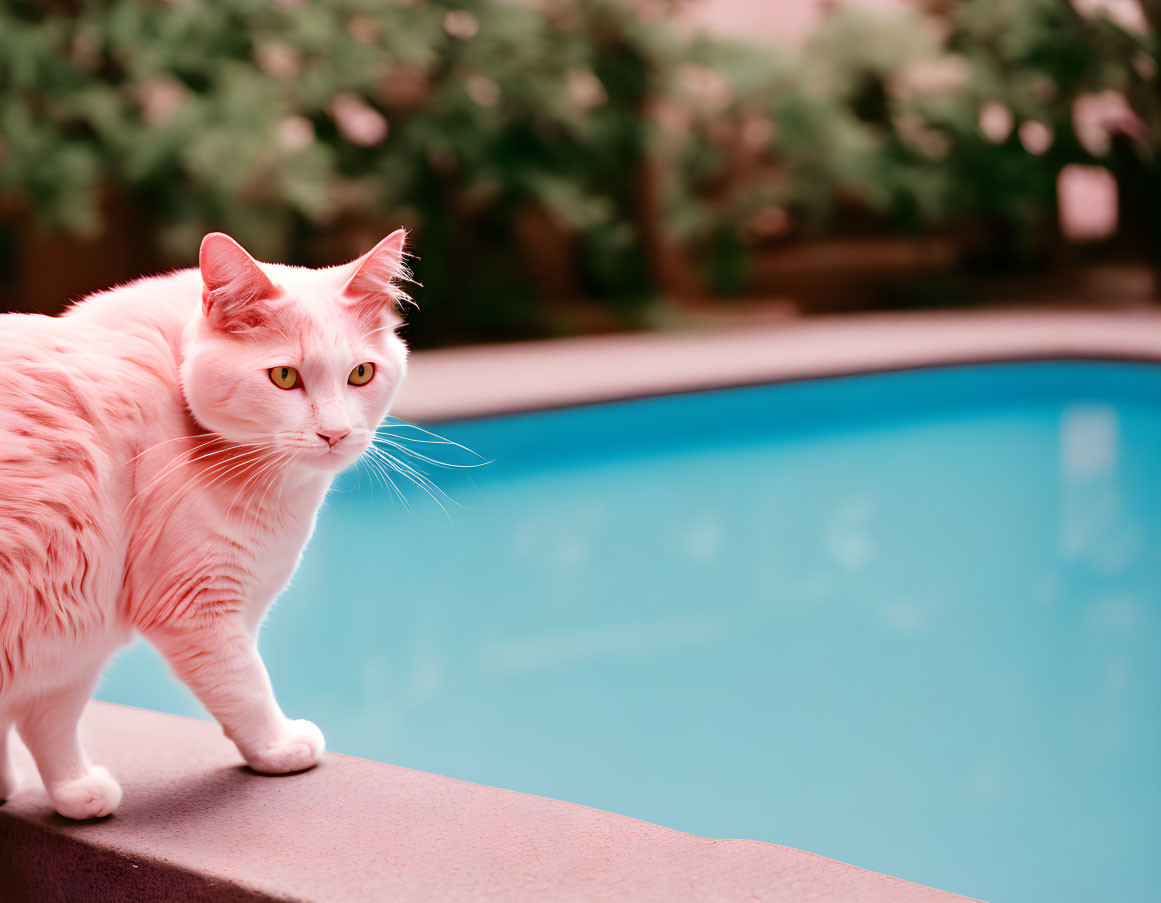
(125, 463, 330, 635)
(227, 478, 328, 632)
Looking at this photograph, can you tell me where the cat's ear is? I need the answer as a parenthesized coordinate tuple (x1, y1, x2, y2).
(340, 229, 409, 320)
(199, 232, 279, 333)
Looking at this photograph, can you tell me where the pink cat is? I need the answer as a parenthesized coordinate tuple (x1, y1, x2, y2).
(0, 230, 410, 819)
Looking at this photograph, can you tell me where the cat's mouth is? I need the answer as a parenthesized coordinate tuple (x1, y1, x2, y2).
(298, 435, 367, 469)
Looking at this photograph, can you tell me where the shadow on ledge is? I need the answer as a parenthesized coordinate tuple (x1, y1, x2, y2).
(0, 703, 979, 903)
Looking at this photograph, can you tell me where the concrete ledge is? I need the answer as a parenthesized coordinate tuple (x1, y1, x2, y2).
(0, 703, 977, 902)
(392, 310, 1161, 421)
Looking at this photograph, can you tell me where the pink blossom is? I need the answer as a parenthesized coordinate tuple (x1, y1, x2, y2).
(978, 102, 1014, 144)
(633, 0, 670, 22)
(379, 67, 430, 110)
(443, 9, 479, 39)
(896, 113, 952, 160)
(1132, 52, 1157, 80)
(1018, 120, 1054, 156)
(1058, 164, 1119, 242)
(892, 54, 971, 98)
(1073, 90, 1143, 157)
(566, 69, 607, 111)
(256, 42, 300, 80)
(278, 115, 315, 152)
(138, 79, 186, 126)
(1070, 0, 1148, 34)
(330, 93, 389, 147)
(463, 74, 501, 108)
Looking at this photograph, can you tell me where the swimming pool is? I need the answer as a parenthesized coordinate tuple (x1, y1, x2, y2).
(100, 361, 1161, 903)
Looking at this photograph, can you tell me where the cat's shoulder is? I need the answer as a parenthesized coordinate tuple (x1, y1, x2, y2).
(0, 267, 202, 375)
(67, 267, 203, 322)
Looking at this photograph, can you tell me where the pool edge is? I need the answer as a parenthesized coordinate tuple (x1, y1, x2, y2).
(1, 702, 980, 903)
(392, 309, 1161, 422)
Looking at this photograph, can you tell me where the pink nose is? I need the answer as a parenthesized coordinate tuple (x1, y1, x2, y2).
(317, 430, 350, 448)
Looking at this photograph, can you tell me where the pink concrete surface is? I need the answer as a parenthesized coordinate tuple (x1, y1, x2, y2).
(0, 703, 979, 902)
(392, 310, 1161, 422)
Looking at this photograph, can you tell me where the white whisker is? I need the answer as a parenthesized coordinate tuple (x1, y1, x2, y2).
(227, 452, 285, 519)
(363, 449, 411, 512)
(375, 419, 484, 459)
(129, 431, 218, 463)
(374, 437, 486, 470)
(124, 440, 262, 517)
(367, 446, 455, 518)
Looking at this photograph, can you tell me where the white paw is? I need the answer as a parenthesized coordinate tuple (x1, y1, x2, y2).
(51, 766, 122, 820)
(245, 719, 325, 775)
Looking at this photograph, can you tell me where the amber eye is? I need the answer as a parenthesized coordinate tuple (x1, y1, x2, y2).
(348, 362, 374, 386)
(269, 366, 300, 390)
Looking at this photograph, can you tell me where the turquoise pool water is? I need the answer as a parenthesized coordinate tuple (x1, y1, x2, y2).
(100, 362, 1161, 903)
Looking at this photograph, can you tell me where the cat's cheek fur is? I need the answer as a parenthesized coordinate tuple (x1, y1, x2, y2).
(180, 330, 299, 444)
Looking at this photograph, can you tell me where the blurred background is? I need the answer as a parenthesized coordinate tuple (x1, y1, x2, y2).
(1, 0, 1158, 346)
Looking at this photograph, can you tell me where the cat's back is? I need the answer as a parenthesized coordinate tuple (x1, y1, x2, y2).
(0, 274, 198, 696)
(0, 310, 125, 694)
(0, 268, 200, 520)
(0, 309, 107, 465)
(1, 268, 199, 432)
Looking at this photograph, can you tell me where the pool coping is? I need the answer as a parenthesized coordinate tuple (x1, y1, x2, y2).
(1, 702, 978, 902)
(391, 309, 1161, 422)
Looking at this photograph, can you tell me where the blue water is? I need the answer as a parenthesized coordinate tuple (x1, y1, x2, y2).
(99, 362, 1161, 903)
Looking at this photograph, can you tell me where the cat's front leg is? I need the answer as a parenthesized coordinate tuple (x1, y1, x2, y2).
(147, 624, 324, 774)
(0, 719, 19, 801)
(15, 681, 122, 819)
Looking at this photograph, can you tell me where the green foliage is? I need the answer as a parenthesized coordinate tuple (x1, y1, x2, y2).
(0, 0, 1157, 337)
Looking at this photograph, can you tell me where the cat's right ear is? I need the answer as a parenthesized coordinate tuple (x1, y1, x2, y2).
(199, 233, 279, 333)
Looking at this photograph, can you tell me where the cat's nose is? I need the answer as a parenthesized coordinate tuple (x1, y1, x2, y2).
(317, 430, 350, 448)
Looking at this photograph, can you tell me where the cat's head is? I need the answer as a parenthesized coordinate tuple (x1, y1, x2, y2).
(180, 231, 410, 473)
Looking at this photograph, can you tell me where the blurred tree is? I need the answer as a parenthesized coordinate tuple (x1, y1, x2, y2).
(0, 0, 1156, 340)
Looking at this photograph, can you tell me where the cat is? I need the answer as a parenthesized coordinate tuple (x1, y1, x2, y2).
(0, 229, 410, 819)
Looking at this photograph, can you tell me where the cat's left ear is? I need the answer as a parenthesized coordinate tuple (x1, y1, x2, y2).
(340, 229, 409, 320)
(199, 232, 279, 333)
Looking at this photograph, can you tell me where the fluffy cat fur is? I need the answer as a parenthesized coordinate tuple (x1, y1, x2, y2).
(0, 230, 410, 818)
